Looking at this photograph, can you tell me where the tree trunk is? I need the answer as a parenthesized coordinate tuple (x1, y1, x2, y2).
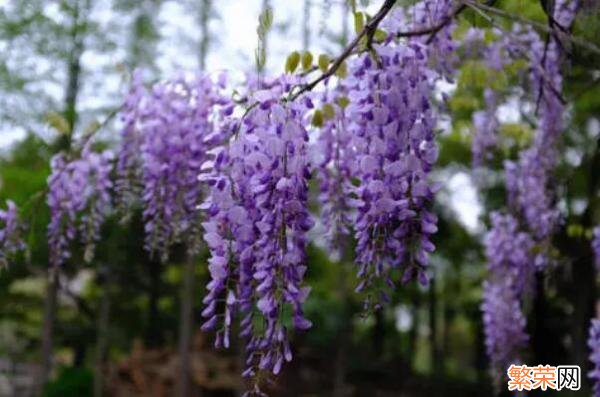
(94, 268, 111, 397)
(145, 257, 163, 347)
(302, 0, 311, 51)
(198, 0, 211, 70)
(177, 254, 197, 397)
(429, 276, 443, 379)
(340, 0, 349, 47)
(37, 1, 89, 393)
(332, 303, 352, 397)
(407, 295, 420, 372)
(36, 269, 59, 396)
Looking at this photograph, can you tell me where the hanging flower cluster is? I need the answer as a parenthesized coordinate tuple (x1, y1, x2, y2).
(481, 212, 534, 381)
(410, 0, 457, 77)
(589, 319, 600, 397)
(482, 280, 529, 387)
(472, 88, 499, 167)
(466, 28, 515, 167)
(0, 200, 25, 268)
(479, 2, 578, 382)
(47, 147, 113, 266)
(505, 0, 578, 240)
(337, 1, 456, 311)
(592, 226, 600, 272)
(116, 71, 147, 218)
(116, 73, 232, 261)
(484, 212, 536, 294)
(346, 48, 439, 310)
(199, 76, 314, 391)
(314, 86, 356, 260)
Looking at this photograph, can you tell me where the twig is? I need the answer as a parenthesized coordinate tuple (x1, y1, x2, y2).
(464, 0, 600, 57)
(289, 0, 396, 101)
(74, 105, 123, 154)
(464, 1, 567, 105)
(394, 0, 496, 44)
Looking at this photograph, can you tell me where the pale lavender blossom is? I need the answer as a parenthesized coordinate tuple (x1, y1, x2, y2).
(47, 147, 113, 266)
(593, 227, 600, 271)
(199, 75, 313, 390)
(484, 212, 535, 296)
(133, 74, 230, 260)
(505, 1, 578, 239)
(472, 89, 499, 166)
(0, 200, 25, 267)
(589, 319, 600, 397)
(314, 86, 356, 259)
(343, 33, 442, 311)
(115, 70, 147, 217)
(482, 280, 529, 387)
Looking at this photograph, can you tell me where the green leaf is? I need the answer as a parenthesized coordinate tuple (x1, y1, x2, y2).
(312, 110, 324, 127)
(318, 54, 330, 73)
(259, 7, 273, 31)
(301, 51, 313, 71)
(567, 224, 584, 238)
(373, 28, 387, 42)
(335, 61, 348, 78)
(322, 103, 335, 120)
(354, 12, 364, 34)
(45, 112, 70, 135)
(336, 96, 350, 109)
(285, 51, 301, 73)
(585, 228, 594, 240)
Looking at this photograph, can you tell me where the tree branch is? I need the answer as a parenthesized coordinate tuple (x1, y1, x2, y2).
(464, 1, 567, 105)
(464, 0, 600, 57)
(289, 0, 396, 101)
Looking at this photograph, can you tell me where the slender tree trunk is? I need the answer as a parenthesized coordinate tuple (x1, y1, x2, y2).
(177, 254, 197, 397)
(561, 138, 600, 377)
(429, 276, 443, 379)
(36, 269, 59, 396)
(198, 0, 211, 70)
(257, 0, 271, 74)
(407, 295, 420, 372)
(94, 267, 111, 397)
(302, 0, 311, 51)
(373, 309, 384, 357)
(145, 257, 163, 347)
(332, 303, 352, 397)
(569, 243, 595, 371)
(37, 1, 88, 393)
(333, 260, 352, 396)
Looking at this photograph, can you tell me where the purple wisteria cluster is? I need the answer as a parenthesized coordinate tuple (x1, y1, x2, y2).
(329, 0, 455, 311)
(504, 0, 578, 240)
(314, 87, 355, 260)
(116, 71, 147, 218)
(345, 47, 439, 309)
(47, 147, 113, 266)
(466, 28, 513, 167)
(0, 200, 25, 268)
(484, 212, 535, 295)
(116, 73, 232, 261)
(589, 319, 600, 397)
(479, 1, 578, 383)
(593, 227, 600, 272)
(472, 89, 499, 167)
(199, 76, 314, 392)
(482, 280, 529, 387)
(481, 212, 534, 382)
